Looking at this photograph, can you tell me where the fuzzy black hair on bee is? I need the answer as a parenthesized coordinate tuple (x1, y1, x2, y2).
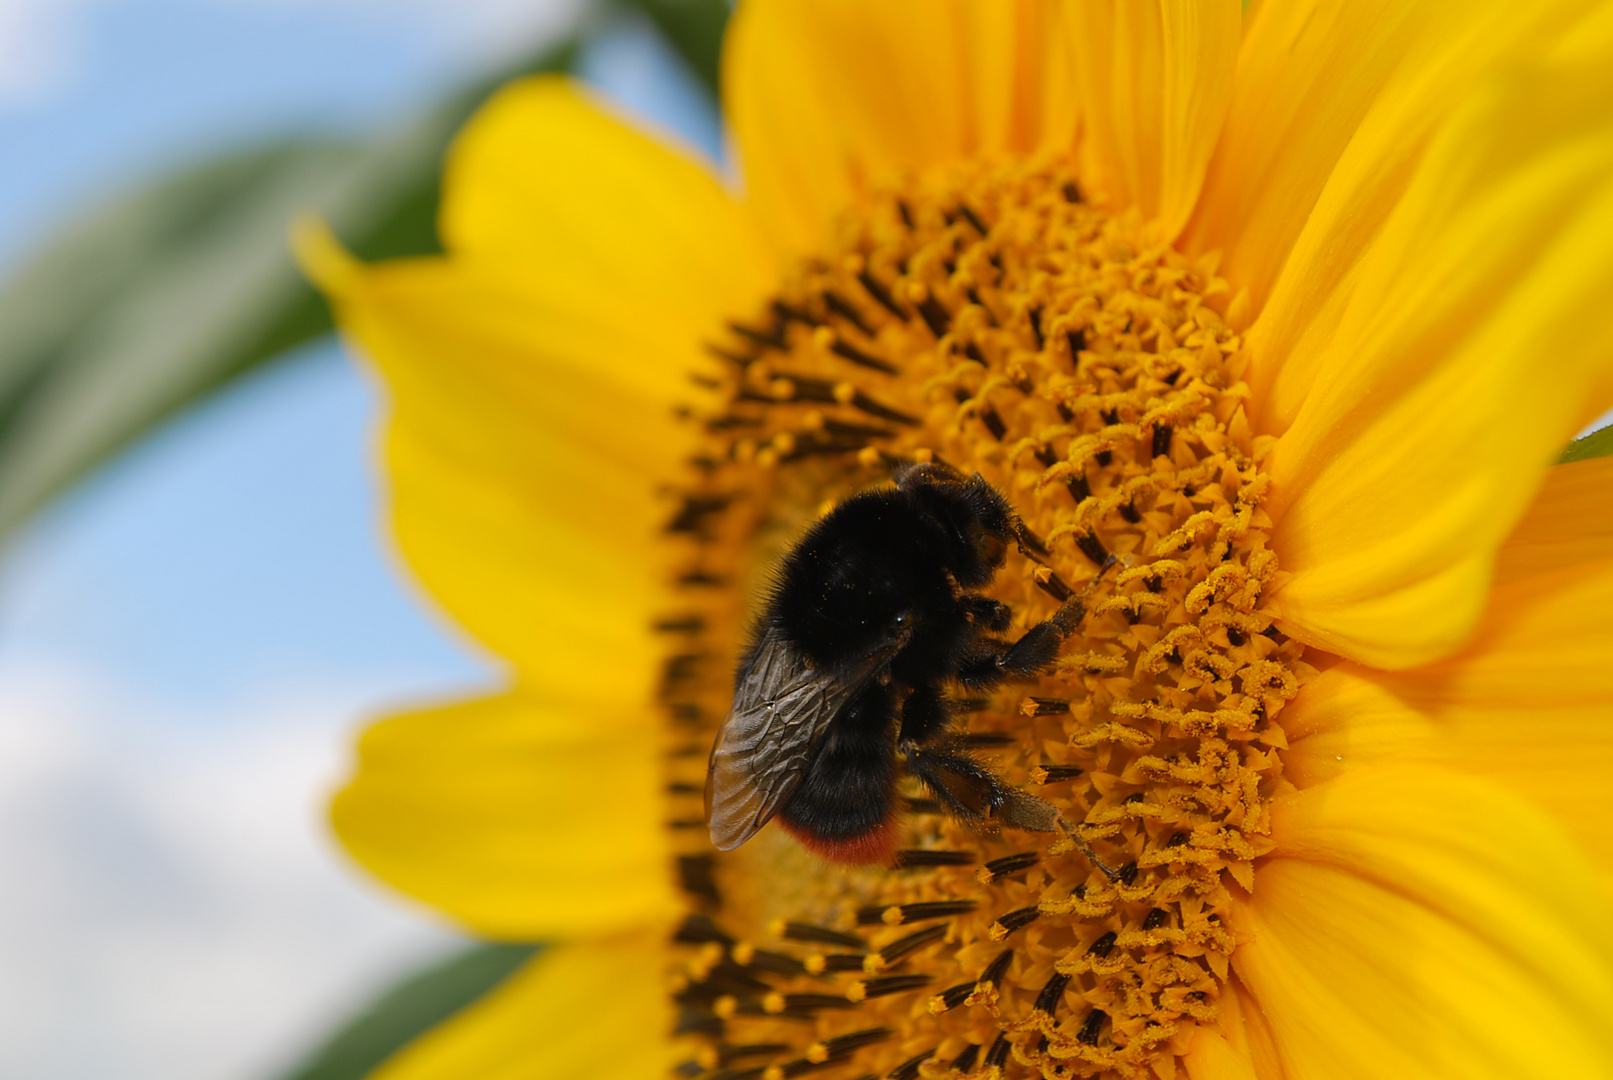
(704, 463, 1102, 867)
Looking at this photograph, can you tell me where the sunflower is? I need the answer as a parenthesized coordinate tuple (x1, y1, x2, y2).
(299, 2, 1613, 1078)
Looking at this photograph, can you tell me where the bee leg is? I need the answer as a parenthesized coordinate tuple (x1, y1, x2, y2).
(898, 683, 955, 744)
(902, 743, 1006, 826)
(906, 745, 1121, 878)
(902, 744, 1057, 831)
(957, 597, 1087, 688)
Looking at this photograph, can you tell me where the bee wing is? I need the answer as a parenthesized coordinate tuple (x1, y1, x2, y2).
(704, 626, 897, 852)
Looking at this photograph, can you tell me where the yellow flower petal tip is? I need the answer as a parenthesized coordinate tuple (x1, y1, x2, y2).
(290, 214, 361, 297)
(311, 2, 1613, 1078)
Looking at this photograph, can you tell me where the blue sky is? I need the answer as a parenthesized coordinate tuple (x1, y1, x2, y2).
(0, 3, 719, 1078)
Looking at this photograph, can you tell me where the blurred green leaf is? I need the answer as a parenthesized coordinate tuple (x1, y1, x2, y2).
(273, 943, 539, 1080)
(1558, 424, 1613, 464)
(623, 0, 731, 99)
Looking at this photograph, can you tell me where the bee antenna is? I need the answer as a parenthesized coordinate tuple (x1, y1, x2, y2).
(1014, 521, 1051, 564)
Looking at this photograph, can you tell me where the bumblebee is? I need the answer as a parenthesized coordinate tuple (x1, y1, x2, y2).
(704, 464, 1093, 865)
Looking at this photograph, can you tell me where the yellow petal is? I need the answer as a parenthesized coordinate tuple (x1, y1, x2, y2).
(1066, 0, 1241, 239)
(1186, 0, 1599, 319)
(1259, 20, 1613, 668)
(327, 257, 680, 688)
(1281, 457, 1613, 880)
(724, 0, 1078, 256)
(1181, 1030, 1257, 1080)
(331, 692, 677, 939)
(306, 77, 774, 687)
(1184, 986, 1273, 1080)
(1233, 764, 1613, 1079)
(1493, 451, 1613, 585)
(440, 75, 773, 315)
(372, 931, 674, 1080)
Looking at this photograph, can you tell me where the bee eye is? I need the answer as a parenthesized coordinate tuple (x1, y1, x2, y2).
(973, 529, 1007, 568)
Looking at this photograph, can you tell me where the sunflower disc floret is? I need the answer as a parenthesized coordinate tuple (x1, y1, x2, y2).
(659, 160, 1311, 1080)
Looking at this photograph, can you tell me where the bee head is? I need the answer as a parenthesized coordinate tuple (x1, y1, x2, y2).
(902, 471, 1018, 587)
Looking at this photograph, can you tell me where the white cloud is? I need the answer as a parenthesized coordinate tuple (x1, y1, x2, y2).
(0, 662, 463, 1080)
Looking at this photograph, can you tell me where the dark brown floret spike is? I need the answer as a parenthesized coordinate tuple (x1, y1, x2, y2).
(894, 849, 975, 868)
(822, 289, 875, 335)
(856, 900, 977, 926)
(741, 950, 807, 977)
(780, 922, 865, 951)
(980, 851, 1040, 881)
(856, 268, 905, 318)
(1023, 696, 1070, 716)
(1076, 530, 1110, 566)
(816, 1027, 895, 1060)
(1033, 972, 1071, 1015)
(956, 203, 988, 235)
(728, 319, 785, 351)
(979, 948, 1014, 987)
(1065, 470, 1093, 503)
(991, 906, 1042, 939)
(778, 993, 858, 1013)
(1035, 764, 1085, 783)
(829, 338, 897, 373)
(915, 293, 952, 338)
(676, 914, 734, 946)
(716, 1043, 792, 1066)
(771, 298, 816, 327)
(1078, 1008, 1108, 1045)
(708, 1067, 765, 1080)
(846, 389, 919, 426)
(853, 974, 933, 1000)
(1152, 422, 1174, 459)
(951, 1043, 981, 1073)
(1086, 931, 1117, 959)
(819, 954, 870, 973)
(888, 1048, 934, 1080)
(930, 982, 975, 1013)
(985, 1033, 1013, 1069)
(955, 731, 1015, 749)
(878, 924, 947, 963)
(1032, 572, 1077, 609)
(677, 854, 720, 905)
(674, 1008, 723, 1037)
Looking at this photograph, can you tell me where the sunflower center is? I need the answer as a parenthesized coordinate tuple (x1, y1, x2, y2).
(656, 159, 1310, 1080)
